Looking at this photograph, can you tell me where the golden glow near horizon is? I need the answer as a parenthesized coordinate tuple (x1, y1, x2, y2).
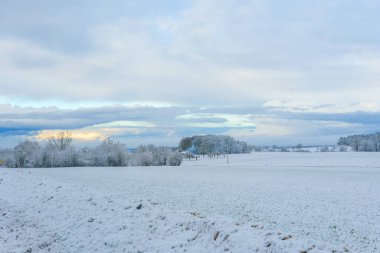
(35, 120, 155, 142)
(37, 130, 106, 141)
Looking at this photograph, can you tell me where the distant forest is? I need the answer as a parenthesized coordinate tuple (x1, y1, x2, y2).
(338, 132, 380, 152)
(179, 135, 252, 155)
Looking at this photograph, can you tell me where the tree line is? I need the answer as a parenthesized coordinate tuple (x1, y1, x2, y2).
(179, 135, 252, 155)
(0, 132, 182, 168)
(338, 132, 380, 152)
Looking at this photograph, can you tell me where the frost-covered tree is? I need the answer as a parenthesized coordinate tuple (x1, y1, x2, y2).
(179, 137, 193, 151)
(48, 131, 73, 151)
(129, 145, 182, 166)
(34, 131, 82, 167)
(178, 135, 251, 155)
(34, 144, 82, 168)
(129, 149, 153, 166)
(93, 138, 129, 166)
(77, 147, 96, 167)
(13, 140, 40, 168)
(166, 152, 182, 166)
(338, 132, 380, 152)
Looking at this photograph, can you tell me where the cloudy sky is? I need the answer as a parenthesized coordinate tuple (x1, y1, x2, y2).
(1, 0, 380, 147)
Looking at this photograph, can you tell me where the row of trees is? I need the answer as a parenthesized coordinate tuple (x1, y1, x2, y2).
(179, 135, 252, 155)
(338, 132, 380, 152)
(129, 145, 183, 166)
(252, 144, 306, 152)
(0, 132, 182, 168)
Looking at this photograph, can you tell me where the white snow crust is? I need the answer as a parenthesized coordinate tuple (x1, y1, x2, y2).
(1, 152, 379, 252)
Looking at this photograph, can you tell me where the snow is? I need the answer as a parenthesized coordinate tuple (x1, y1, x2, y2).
(1, 152, 380, 252)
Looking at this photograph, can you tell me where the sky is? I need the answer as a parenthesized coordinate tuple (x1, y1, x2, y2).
(1, 0, 380, 147)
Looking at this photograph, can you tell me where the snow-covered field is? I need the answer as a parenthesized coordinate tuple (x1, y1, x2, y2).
(1, 153, 379, 252)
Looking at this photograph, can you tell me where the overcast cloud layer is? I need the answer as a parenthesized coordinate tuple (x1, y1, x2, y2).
(1, 0, 380, 147)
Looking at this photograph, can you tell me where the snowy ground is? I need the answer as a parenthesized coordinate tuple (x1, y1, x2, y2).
(1, 153, 379, 253)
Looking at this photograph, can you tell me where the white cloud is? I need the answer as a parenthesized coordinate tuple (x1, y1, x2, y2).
(2, 0, 380, 146)
(91, 121, 155, 128)
(263, 100, 380, 113)
(177, 113, 256, 128)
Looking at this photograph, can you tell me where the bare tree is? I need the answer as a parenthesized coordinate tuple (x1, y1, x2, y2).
(48, 131, 73, 151)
